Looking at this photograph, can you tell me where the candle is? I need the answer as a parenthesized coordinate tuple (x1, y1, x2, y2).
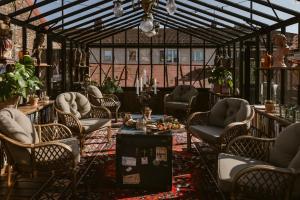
(143, 69, 147, 84)
(136, 79, 139, 95)
(140, 77, 143, 92)
(154, 78, 157, 94)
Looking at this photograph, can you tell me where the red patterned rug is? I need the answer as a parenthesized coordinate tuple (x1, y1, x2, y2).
(36, 128, 225, 200)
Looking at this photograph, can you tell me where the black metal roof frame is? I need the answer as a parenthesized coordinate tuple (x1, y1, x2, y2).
(1, 0, 300, 47)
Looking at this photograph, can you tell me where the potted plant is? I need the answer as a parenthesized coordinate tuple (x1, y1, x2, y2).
(101, 77, 123, 94)
(0, 55, 42, 108)
(208, 67, 233, 94)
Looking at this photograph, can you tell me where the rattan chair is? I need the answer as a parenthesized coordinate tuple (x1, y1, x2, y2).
(0, 108, 79, 189)
(164, 85, 198, 118)
(86, 85, 121, 122)
(218, 123, 300, 200)
(55, 92, 112, 151)
(187, 98, 254, 152)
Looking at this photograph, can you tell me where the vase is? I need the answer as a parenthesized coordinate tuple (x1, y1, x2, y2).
(29, 97, 39, 107)
(212, 83, 222, 93)
(261, 52, 272, 68)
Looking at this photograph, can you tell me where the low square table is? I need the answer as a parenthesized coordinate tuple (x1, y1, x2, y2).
(116, 114, 174, 191)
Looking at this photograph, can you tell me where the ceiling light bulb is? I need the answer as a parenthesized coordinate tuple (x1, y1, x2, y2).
(113, 1, 123, 17)
(166, 0, 176, 15)
(140, 16, 154, 32)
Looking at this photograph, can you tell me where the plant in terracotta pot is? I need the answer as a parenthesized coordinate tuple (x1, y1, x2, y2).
(0, 55, 42, 108)
(208, 67, 233, 94)
(22, 55, 42, 106)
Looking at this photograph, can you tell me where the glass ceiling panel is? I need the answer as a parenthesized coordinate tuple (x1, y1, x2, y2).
(0, 0, 299, 42)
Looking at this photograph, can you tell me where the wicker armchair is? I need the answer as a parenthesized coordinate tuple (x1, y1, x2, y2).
(87, 85, 121, 122)
(164, 85, 198, 118)
(0, 108, 79, 189)
(187, 98, 254, 152)
(218, 123, 300, 200)
(55, 92, 112, 151)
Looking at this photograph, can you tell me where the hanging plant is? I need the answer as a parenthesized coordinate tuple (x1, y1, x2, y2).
(208, 67, 233, 93)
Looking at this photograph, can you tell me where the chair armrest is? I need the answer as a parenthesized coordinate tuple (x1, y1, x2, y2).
(55, 107, 83, 136)
(187, 111, 210, 127)
(32, 141, 76, 171)
(226, 135, 275, 161)
(89, 94, 119, 107)
(232, 165, 295, 199)
(90, 105, 112, 119)
(218, 122, 249, 151)
(34, 123, 73, 142)
(164, 93, 173, 103)
(188, 95, 197, 106)
(0, 133, 75, 171)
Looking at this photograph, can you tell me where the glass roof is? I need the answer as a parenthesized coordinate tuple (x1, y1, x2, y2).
(0, 0, 299, 44)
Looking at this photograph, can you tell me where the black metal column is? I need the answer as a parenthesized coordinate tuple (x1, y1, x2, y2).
(69, 41, 74, 89)
(233, 43, 236, 92)
(255, 35, 260, 103)
(244, 41, 251, 102)
(176, 30, 179, 86)
(100, 40, 102, 84)
(239, 41, 244, 97)
(138, 26, 140, 79)
(280, 27, 286, 104)
(203, 40, 206, 88)
(112, 35, 115, 79)
(163, 25, 166, 87)
(266, 33, 271, 99)
(150, 36, 153, 81)
(125, 31, 127, 87)
(189, 34, 192, 86)
(61, 39, 67, 91)
(22, 27, 27, 52)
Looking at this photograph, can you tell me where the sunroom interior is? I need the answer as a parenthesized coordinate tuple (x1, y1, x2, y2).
(0, 0, 300, 199)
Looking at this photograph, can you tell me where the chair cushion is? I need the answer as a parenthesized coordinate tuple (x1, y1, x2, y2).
(0, 108, 39, 167)
(58, 137, 80, 163)
(189, 125, 224, 144)
(87, 85, 103, 105)
(171, 85, 198, 102)
(180, 87, 198, 102)
(56, 92, 91, 119)
(270, 123, 300, 168)
(218, 153, 268, 192)
(209, 98, 251, 128)
(165, 101, 189, 110)
(80, 118, 111, 133)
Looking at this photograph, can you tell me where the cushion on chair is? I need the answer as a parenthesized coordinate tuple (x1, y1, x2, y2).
(218, 153, 268, 192)
(170, 85, 198, 102)
(58, 137, 80, 163)
(165, 101, 189, 110)
(189, 125, 224, 144)
(80, 118, 111, 133)
(56, 92, 91, 119)
(0, 108, 39, 167)
(209, 98, 251, 128)
(270, 123, 300, 168)
(269, 123, 300, 199)
(87, 85, 103, 105)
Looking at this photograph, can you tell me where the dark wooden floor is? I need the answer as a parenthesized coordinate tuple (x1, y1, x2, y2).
(0, 172, 51, 200)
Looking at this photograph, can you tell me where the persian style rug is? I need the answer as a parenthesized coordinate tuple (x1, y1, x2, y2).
(29, 128, 225, 200)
